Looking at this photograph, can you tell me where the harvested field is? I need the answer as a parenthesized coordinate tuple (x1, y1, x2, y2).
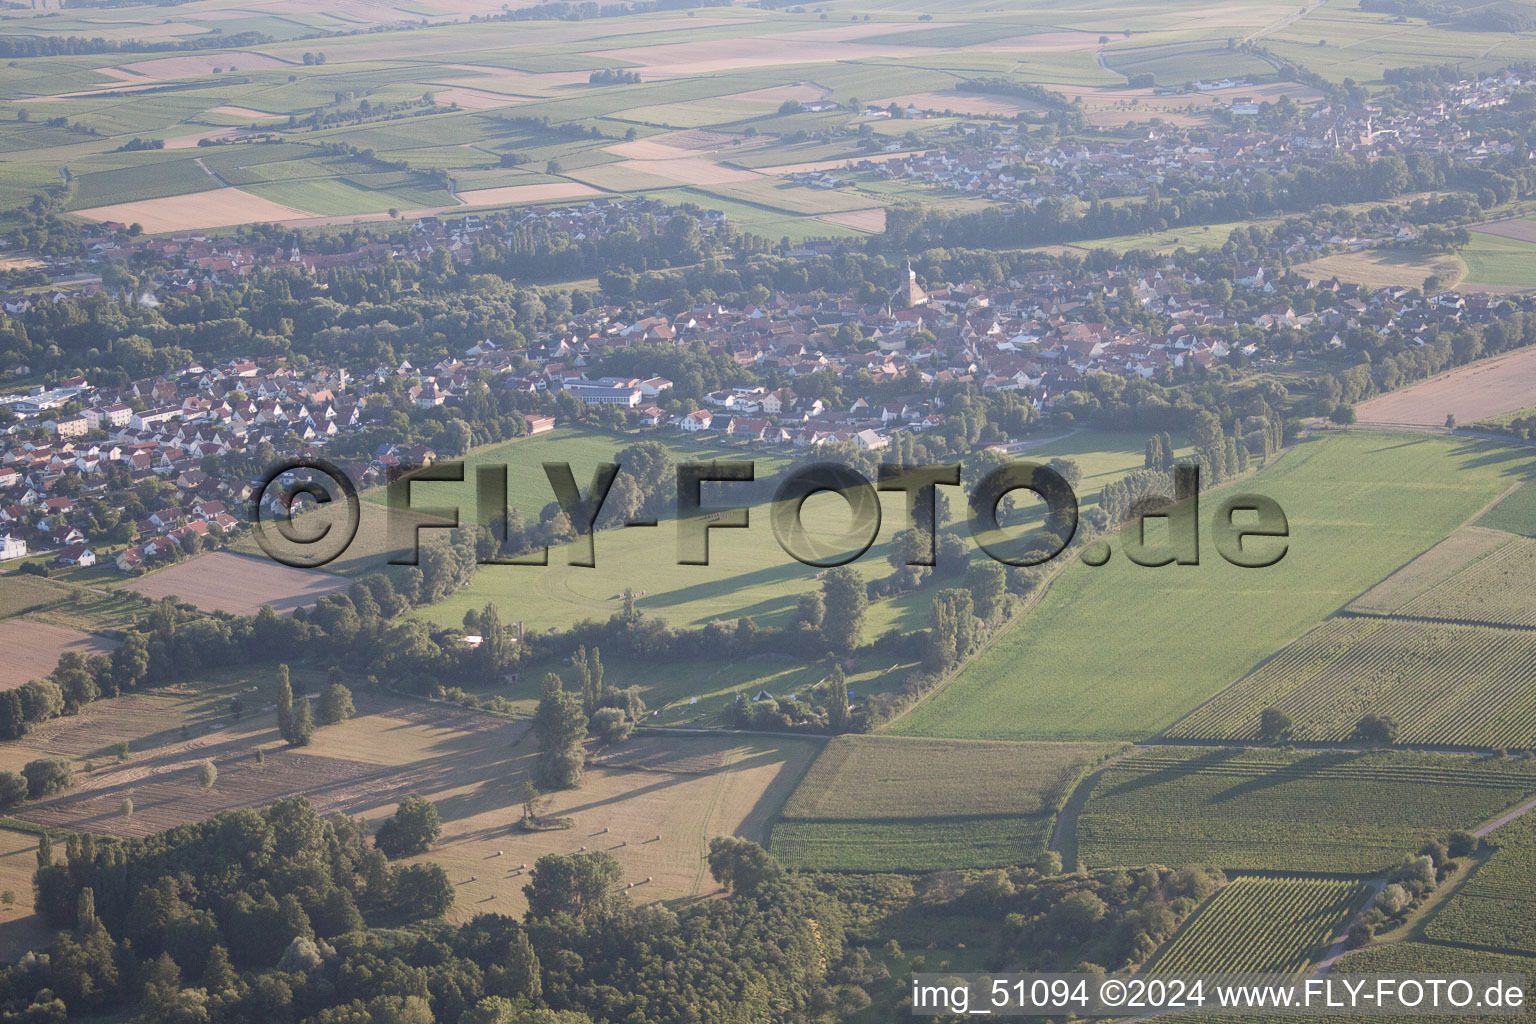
(1355, 346, 1536, 426)
(1298, 247, 1465, 289)
(819, 208, 886, 233)
(72, 188, 317, 233)
(1471, 218, 1536, 244)
(0, 621, 115, 691)
(162, 128, 245, 150)
(873, 90, 1045, 116)
(588, 733, 737, 773)
(125, 551, 351, 615)
(369, 732, 821, 921)
(1348, 525, 1511, 615)
(455, 182, 604, 206)
(114, 52, 291, 79)
(611, 156, 760, 185)
(0, 830, 52, 962)
(18, 744, 379, 839)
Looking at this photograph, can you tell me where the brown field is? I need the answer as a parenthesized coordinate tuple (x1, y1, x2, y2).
(874, 90, 1045, 116)
(612, 156, 760, 185)
(208, 105, 285, 119)
(0, 621, 116, 691)
(72, 188, 317, 233)
(818, 208, 887, 233)
(1470, 218, 1536, 244)
(1298, 248, 1465, 290)
(0, 830, 53, 962)
(115, 52, 292, 79)
(163, 127, 245, 150)
(455, 182, 605, 206)
(1348, 524, 1512, 614)
(4, 677, 817, 923)
(1355, 345, 1536, 426)
(429, 86, 535, 110)
(125, 551, 351, 615)
(381, 732, 821, 921)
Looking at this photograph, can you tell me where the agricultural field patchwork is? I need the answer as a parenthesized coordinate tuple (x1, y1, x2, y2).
(893, 432, 1528, 743)
(1149, 876, 1365, 974)
(1074, 748, 1536, 874)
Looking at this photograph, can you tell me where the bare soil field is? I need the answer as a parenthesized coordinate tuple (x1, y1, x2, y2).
(125, 551, 351, 615)
(1355, 346, 1536, 426)
(0, 830, 53, 962)
(0, 621, 116, 691)
(162, 127, 245, 150)
(818, 208, 886, 233)
(72, 188, 317, 233)
(1298, 248, 1465, 289)
(1470, 219, 1536, 244)
(115, 52, 292, 79)
(455, 182, 604, 206)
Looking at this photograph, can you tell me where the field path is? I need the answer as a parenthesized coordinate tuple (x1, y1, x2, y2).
(1047, 747, 1131, 870)
(193, 157, 231, 188)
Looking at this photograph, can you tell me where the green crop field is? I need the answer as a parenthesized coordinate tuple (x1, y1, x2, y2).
(0, 574, 73, 620)
(1074, 747, 1536, 874)
(891, 432, 1532, 743)
(1424, 814, 1536, 955)
(1459, 233, 1536, 289)
(1479, 480, 1536, 538)
(769, 816, 1054, 872)
(1149, 876, 1365, 974)
(1165, 618, 1536, 749)
(770, 736, 1112, 871)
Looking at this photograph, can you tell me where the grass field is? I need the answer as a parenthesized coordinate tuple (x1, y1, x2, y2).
(1165, 617, 1536, 749)
(1458, 233, 1536, 290)
(0, 574, 73, 619)
(892, 432, 1533, 743)
(1149, 876, 1365, 973)
(769, 736, 1112, 870)
(1074, 747, 1536, 874)
(1424, 813, 1536, 955)
(1479, 480, 1536, 538)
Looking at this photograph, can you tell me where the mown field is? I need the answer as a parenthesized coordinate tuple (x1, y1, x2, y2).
(769, 736, 1113, 870)
(1164, 618, 1536, 749)
(1074, 748, 1536, 874)
(1149, 875, 1364, 974)
(893, 432, 1533, 743)
(1424, 813, 1536, 955)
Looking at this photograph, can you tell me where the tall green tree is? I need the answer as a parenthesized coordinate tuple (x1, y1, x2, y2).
(275, 664, 294, 743)
(825, 664, 849, 734)
(819, 567, 866, 652)
(533, 673, 587, 789)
